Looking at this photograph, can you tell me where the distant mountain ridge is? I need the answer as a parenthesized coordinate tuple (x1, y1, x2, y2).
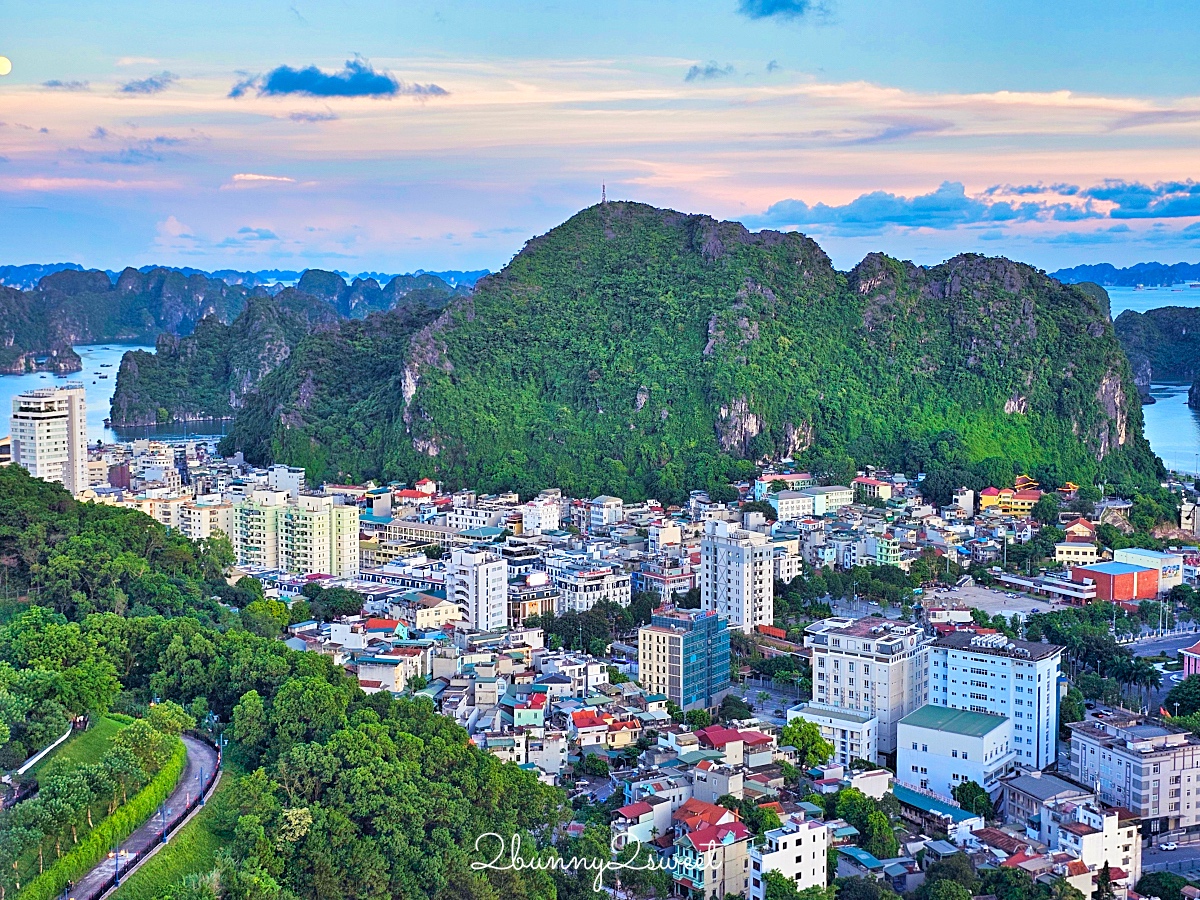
(1052, 261, 1200, 287)
(0, 263, 490, 291)
(0, 264, 469, 381)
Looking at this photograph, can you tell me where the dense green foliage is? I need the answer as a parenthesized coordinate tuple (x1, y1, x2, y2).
(0, 467, 577, 900)
(218, 203, 1157, 502)
(779, 719, 833, 769)
(1135, 872, 1195, 900)
(1114, 306, 1200, 399)
(1, 708, 190, 900)
(110, 274, 462, 426)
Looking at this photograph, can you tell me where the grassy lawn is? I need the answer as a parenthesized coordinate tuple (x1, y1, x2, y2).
(110, 767, 237, 900)
(31, 715, 126, 774)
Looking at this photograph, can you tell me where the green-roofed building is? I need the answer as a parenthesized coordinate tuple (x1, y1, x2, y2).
(897, 704, 1014, 806)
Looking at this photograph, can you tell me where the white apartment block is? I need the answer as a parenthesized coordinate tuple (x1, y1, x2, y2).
(805, 617, 930, 757)
(279, 494, 359, 578)
(10, 385, 88, 494)
(446, 548, 508, 631)
(770, 491, 816, 522)
(179, 500, 234, 542)
(267, 464, 305, 498)
(445, 505, 505, 532)
(1069, 712, 1200, 839)
(928, 631, 1062, 770)
(234, 489, 289, 569)
(701, 520, 774, 634)
(589, 495, 624, 533)
(521, 498, 561, 536)
(552, 562, 631, 614)
(799, 486, 854, 516)
(1044, 798, 1142, 885)
(749, 816, 829, 900)
(897, 705, 1015, 800)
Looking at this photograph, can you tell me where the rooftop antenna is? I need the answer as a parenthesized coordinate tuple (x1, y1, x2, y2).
(602, 184, 606, 204)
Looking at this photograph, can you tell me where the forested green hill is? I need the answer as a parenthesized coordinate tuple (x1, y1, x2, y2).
(217, 202, 1156, 500)
(108, 274, 462, 425)
(1114, 306, 1200, 405)
(0, 465, 572, 900)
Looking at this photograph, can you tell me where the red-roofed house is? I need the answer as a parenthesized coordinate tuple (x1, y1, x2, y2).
(674, 821, 752, 899)
(674, 797, 739, 836)
(570, 709, 613, 749)
(852, 477, 893, 502)
(695, 725, 746, 766)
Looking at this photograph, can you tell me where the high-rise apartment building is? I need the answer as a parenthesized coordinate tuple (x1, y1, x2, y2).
(233, 489, 358, 577)
(638, 607, 732, 713)
(805, 616, 931, 758)
(10, 384, 88, 494)
(700, 520, 774, 634)
(446, 548, 508, 632)
(928, 631, 1062, 770)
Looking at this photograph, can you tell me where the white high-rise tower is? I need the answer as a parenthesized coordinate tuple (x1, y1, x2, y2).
(11, 384, 88, 494)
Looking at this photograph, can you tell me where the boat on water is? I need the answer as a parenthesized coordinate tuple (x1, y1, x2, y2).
(1190, 282, 1200, 289)
(1135, 284, 1145, 290)
(98, 374, 108, 379)
(100, 363, 113, 368)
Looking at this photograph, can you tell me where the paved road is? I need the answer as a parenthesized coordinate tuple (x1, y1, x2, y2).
(1143, 842, 1200, 874)
(72, 734, 218, 900)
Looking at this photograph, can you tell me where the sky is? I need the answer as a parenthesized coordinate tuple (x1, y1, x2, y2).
(1, 0, 1199, 274)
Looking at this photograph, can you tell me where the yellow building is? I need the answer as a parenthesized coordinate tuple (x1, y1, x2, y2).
(1055, 542, 1098, 566)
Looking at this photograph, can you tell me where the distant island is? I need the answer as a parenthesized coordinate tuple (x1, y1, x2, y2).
(1052, 260, 1200, 287)
(0, 262, 489, 292)
(0, 265, 482, 380)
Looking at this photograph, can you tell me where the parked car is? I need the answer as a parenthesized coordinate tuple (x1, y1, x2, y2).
(1085, 702, 1096, 709)
(1160, 842, 1178, 851)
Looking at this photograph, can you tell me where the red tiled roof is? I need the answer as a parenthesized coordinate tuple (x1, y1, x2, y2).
(365, 618, 399, 630)
(616, 801, 653, 819)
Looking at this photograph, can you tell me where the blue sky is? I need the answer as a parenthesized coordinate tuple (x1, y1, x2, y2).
(1, 0, 1199, 272)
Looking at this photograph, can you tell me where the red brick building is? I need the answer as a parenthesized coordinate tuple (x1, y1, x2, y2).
(1070, 561, 1158, 602)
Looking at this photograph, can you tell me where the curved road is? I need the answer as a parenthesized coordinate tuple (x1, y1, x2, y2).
(72, 734, 219, 900)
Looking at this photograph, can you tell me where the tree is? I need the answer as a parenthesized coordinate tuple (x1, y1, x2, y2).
(779, 719, 834, 769)
(685, 709, 712, 729)
(1135, 873, 1191, 900)
(836, 876, 897, 900)
(952, 780, 994, 819)
(860, 810, 898, 859)
(919, 853, 979, 896)
(1059, 686, 1085, 738)
(919, 882, 972, 900)
(580, 753, 609, 777)
(1095, 863, 1116, 900)
(1165, 675, 1200, 717)
(1032, 494, 1061, 525)
(719, 694, 753, 722)
(766, 872, 831, 900)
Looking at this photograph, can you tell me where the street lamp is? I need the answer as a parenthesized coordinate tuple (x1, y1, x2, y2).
(108, 847, 121, 886)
